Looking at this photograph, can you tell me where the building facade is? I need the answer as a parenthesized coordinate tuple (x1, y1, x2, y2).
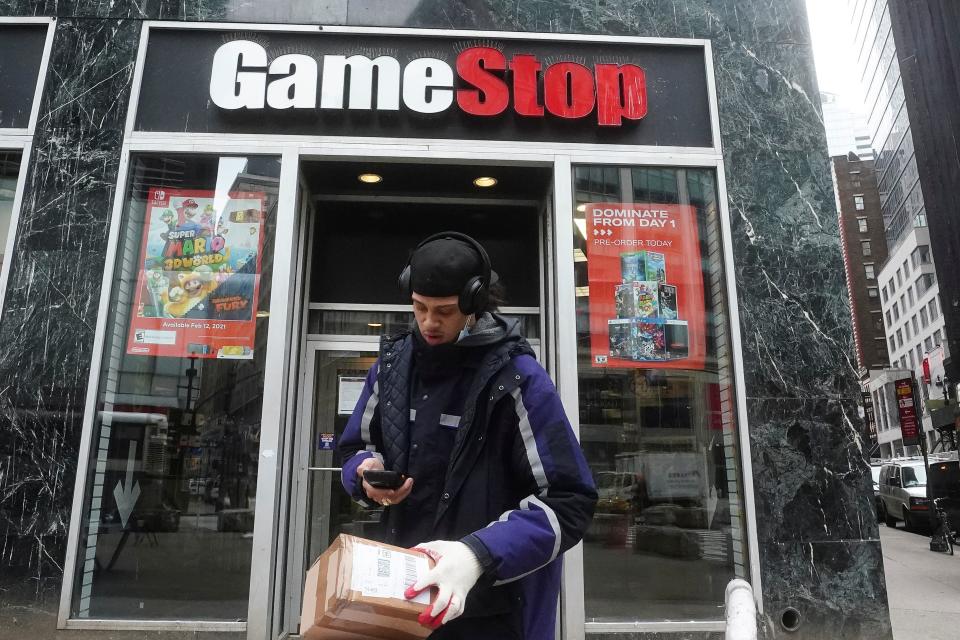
(887, 0, 960, 384)
(821, 92, 874, 160)
(876, 226, 946, 453)
(834, 154, 889, 377)
(0, 3, 889, 640)
(847, 0, 928, 251)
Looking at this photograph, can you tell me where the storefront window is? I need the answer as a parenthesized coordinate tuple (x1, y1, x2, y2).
(0, 152, 22, 264)
(572, 166, 749, 622)
(71, 154, 281, 620)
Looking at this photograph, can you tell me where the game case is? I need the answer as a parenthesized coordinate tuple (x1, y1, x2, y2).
(614, 284, 635, 319)
(634, 281, 659, 318)
(645, 251, 666, 283)
(664, 320, 689, 359)
(608, 319, 634, 359)
(620, 251, 644, 283)
(635, 319, 667, 361)
(659, 284, 678, 320)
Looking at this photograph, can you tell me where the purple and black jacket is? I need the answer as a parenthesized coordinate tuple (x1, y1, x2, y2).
(339, 313, 597, 640)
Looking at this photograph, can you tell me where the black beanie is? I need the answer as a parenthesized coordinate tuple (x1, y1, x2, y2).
(409, 237, 495, 297)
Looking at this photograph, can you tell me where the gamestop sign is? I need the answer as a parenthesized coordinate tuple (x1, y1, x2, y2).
(209, 42, 646, 126)
(135, 28, 714, 147)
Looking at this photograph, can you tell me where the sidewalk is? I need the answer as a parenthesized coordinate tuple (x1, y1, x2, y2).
(880, 524, 960, 640)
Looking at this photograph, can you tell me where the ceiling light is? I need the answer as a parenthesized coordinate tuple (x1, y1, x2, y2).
(473, 176, 497, 188)
(358, 173, 382, 184)
(368, 322, 383, 328)
(256, 311, 270, 318)
(576, 203, 587, 212)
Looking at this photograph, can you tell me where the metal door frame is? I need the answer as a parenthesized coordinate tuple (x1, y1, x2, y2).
(278, 156, 552, 637)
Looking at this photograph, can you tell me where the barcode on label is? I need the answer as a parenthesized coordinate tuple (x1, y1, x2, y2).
(377, 558, 390, 578)
(403, 555, 417, 588)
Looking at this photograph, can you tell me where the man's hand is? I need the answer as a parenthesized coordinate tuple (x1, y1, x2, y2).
(356, 457, 413, 507)
(404, 540, 483, 629)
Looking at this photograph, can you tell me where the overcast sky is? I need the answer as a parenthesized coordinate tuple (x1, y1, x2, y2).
(805, 0, 864, 110)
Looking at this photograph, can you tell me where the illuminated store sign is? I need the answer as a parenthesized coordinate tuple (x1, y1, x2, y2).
(209, 41, 647, 126)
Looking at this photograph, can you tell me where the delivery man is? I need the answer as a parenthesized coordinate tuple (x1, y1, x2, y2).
(339, 231, 597, 639)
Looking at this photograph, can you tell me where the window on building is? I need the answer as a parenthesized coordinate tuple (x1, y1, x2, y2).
(934, 329, 943, 346)
(925, 337, 933, 352)
(911, 245, 931, 267)
(881, 285, 888, 302)
(916, 210, 928, 227)
(896, 329, 903, 348)
(909, 350, 915, 369)
(886, 310, 892, 325)
(868, 287, 879, 298)
(901, 355, 908, 368)
(0, 152, 23, 280)
(876, 336, 888, 353)
(917, 273, 936, 296)
(912, 315, 919, 334)
(889, 336, 897, 352)
(571, 164, 748, 621)
(903, 259, 910, 279)
(67, 153, 283, 621)
(897, 269, 903, 286)
(857, 217, 868, 233)
(865, 264, 875, 280)
(904, 322, 911, 340)
(916, 345, 923, 367)
(872, 312, 884, 331)
(930, 298, 940, 320)
(893, 302, 900, 321)
(921, 306, 929, 327)
(854, 195, 865, 210)
(908, 286, 914, 307)
(861, 240, 872, 256)
(851, 179, 862, 188)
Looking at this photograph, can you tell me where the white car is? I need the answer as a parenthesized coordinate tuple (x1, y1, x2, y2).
(878, 460, 931, 531)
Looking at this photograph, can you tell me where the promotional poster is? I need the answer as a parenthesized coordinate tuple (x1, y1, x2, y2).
(126, 187, 266, 359)
(586, 202, 706, 370)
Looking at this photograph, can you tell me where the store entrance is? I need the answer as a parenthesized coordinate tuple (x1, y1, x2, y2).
(279, 159, 554, 637)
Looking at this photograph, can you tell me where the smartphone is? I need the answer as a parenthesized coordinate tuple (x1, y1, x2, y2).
(363, 470, 405, 489)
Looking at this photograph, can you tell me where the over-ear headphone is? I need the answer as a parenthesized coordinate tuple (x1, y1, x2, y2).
(398, 231, 495, 315)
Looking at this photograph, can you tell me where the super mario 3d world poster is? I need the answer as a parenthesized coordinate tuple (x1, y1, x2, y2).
(126, 188, 266, 360)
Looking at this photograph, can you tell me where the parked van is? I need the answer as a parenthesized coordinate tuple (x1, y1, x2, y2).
(878, 460, 931, 531)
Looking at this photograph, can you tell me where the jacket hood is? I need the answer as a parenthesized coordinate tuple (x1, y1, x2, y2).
(456, 312, 523, 348)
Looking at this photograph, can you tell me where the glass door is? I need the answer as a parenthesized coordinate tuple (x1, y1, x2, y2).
(283, 343, 381, 635)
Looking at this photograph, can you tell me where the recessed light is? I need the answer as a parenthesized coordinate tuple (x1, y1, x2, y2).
(576, 203, 587, 213)
(473, 176, 497, 188)
(256, 310, 270, 318)
(358, 173, 382, 184)
(368, 322, 383, 328)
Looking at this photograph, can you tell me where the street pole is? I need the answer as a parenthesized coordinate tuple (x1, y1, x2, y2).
(913, 373, 933, 526)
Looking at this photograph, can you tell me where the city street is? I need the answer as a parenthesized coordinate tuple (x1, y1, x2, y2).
(881, 524, 960, 640)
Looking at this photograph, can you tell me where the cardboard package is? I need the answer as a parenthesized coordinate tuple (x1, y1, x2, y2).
(300, 534, 436, 640)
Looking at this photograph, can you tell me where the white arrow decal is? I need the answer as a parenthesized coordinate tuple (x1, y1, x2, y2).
(113, 440, 141, 528)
